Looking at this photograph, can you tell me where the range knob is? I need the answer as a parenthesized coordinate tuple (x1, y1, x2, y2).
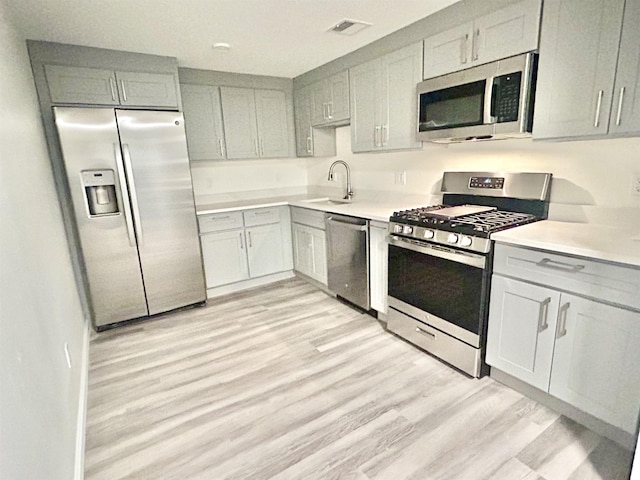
(459, 236, 472, 247)
(447, 233, 459, 244)
(423, 229, 435, 239)
(403, 225, 414, 235)
(393, 224, 403, 233)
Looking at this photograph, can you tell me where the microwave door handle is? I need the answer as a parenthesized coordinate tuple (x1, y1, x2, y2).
(484, 77, 495, 124)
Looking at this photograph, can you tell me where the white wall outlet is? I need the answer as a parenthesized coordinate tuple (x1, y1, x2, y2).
(394, 171, 407, 185)
(632, 174, 640, 196)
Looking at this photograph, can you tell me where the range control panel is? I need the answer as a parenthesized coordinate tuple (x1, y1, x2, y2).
(469, 176, 505, 189)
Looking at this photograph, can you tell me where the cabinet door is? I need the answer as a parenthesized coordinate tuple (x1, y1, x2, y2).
(369, 223, 388, 314)
(44, 65, 119, 105)
(309, 226, 328, 285)
(220, 87, 259, 159)
(423, 22, 473, 79)
(350, 58, 381, 152)
(200, 230, 249, 288)
(292, 224, 313, 277)
(609, 0, 640, 135)
(486, 275, 560, 391)
(181, 84, 226, 160)
(246, 224, 284, 278)
(549, 294, 640, 434)
(310, 81, 329, 126)
(533, 0, 625, 139)
(472, 0, 541, 68)
(294, 86, 313, 157)
(115, 71, 178, 108)
(380, 42, 423, 151)
(327, 70, 350, 123)
(254, 89, 290, 158)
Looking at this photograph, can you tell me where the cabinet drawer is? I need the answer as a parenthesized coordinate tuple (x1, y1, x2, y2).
(198, 211, 244, 233)
(243, 207, 281, 227)
(291, 206, 325, 230)
(493, 244, 640, 311)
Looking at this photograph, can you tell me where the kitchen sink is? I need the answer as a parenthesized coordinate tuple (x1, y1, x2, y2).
(302, 198, 352, 207)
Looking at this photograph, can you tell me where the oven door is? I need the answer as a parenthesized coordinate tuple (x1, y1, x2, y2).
(387, 236, 490, 347)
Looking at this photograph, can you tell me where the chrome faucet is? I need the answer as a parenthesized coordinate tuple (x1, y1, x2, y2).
(327, 160, 353, 201)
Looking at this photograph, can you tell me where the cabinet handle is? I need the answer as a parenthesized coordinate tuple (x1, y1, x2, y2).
(374, 125, 382, 147)
(382, 125, 388, 146)
(218, 139, 225, 157)
(306, 136, 312, 154)
(615, 87, 626, 126)
(120, 80, 128, 102)
(415, 327, 436, 339)
(327, 101, 333, 119)
(254, 139, 259, 156)
(248, 231, 252, 248)
(538, 297, 551, 333)
(472, 29, 480, 61)
(594, 90, 604, 128)
(260, 138, 265, 156)
(239, 232, 244, 249)
(323, 103, 328, 120)
(461, 33, 469, 64)
(556, 302, 570, 339)
(109, 78, 117, 101)
(536, 257, 585, 273)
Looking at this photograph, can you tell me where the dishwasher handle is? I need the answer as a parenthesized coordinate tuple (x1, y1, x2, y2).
(326, 215, 368, 231)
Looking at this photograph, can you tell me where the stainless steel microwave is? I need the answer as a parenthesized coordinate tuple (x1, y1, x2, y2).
(417, 52, 538, 143)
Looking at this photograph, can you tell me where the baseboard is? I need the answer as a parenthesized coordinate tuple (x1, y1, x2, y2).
(490, 367, 637, 451)
(206, 271, 295, 298)
(74, 323, 90, 480)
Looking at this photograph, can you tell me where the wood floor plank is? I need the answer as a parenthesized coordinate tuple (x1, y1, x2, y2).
(84, 278, 634, 480)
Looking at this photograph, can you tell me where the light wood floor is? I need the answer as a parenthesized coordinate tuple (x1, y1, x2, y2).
(85, 278, 634, 480)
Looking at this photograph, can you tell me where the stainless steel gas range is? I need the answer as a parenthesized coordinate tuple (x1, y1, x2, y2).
(386, 171, 552, 377)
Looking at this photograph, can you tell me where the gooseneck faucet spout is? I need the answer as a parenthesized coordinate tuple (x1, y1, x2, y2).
(327, 160, 354, 201)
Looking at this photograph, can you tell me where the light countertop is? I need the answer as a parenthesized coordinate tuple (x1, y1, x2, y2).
(491, 220, 640, 268)
(197, 195, 421, 223)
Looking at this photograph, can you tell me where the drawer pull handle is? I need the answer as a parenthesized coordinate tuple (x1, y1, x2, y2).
(211, 215, 231, 221)
(538, 297, 551, 333)
(254, 211, 273, 215)
(556, 302, 570, 339)
(536, 258, 585, 273)
(415, 327, 436, 339)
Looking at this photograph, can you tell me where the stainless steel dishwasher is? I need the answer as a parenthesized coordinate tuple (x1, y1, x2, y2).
(325, 213, 370, 310)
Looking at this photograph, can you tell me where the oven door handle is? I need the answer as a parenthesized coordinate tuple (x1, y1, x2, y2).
(388, 236, 486, 269)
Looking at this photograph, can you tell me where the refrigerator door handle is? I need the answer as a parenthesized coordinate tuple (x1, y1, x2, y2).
(113, 143, 137, 247)
(122, 144, 144, 246)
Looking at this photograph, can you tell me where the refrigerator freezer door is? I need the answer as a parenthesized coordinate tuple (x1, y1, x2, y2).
(53, 107, 148, 326)
(115, 110, 206, 315)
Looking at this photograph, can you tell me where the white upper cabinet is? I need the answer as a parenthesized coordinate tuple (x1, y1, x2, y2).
(609, 0, 640, 135)
(181, 84, 226, 160)
(423, 0, 541, 79)
(533, 0, 640, 139)
(220, 87, 290, 159)
(45, 65, 179, 108)
(350, 42, 422, 153)
(310, 70, 350, 126)
(293, 86, 336, 158)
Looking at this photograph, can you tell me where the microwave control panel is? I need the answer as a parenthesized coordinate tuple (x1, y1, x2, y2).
(493, 71, 522, 123)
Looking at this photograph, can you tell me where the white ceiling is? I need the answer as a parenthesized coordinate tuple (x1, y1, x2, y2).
(6, 0, 461, 78)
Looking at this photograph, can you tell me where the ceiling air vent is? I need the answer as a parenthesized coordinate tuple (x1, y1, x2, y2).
(328, 19, 372, 36)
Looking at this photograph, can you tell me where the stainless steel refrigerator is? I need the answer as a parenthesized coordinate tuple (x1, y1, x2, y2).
(53, 107, 206, 329)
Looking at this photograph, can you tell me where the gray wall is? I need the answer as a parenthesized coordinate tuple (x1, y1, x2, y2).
(0, 3, 87, 479)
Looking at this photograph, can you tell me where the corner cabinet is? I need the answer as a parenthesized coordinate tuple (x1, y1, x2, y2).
(181, 84, 226, 160)
(486, 243, 640, 434)
(350, 42, 423, 153)
(293, 85, 336, 158)
(44, 64, 179, 108)
(533, 0, 640, 139)
(220, 87, 290, 159)
(423, 0, 541, 79)
(198, 207, 293, 289)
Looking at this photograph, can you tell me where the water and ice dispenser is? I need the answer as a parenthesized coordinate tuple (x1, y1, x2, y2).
(82, 170, 119, 216)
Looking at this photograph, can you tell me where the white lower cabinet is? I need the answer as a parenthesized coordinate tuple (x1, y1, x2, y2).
(369, 221, 388, 314)
(487, 244, 640, 434)
(292, 222, 327, 285)
(199, 206, 292, 289)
